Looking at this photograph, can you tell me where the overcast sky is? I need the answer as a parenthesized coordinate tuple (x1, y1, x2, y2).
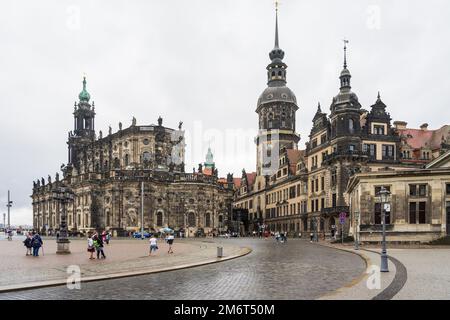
(1, 0, 449, 225)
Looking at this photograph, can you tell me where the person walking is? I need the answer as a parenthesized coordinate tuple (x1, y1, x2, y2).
(105, 232, 111, 245)
(149, 234, 158, 256)
(23, 232, 33, 256)
(31, 232, 43, 257)
(167, 233, 174, 254)
(93, 232, 106, 259)
(56, 231, 60, 242)
(87, 234, 95, 260)
(310, 232, 314, 243)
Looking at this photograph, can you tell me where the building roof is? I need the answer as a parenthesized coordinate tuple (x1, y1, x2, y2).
(286, 149, 305, 174)
(244, 172, 257, 187)
(398, 125, 449, 150)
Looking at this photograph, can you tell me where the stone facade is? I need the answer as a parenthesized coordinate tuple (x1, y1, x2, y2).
(347, 151, 450, 243)
(32, 79, 233, 237)
(233, 10, 450, 239)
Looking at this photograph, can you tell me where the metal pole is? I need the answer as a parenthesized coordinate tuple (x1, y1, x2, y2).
(341, 221, 344, 245)
(7, 190, 12, 228)
(380, 207, 389, 272)
(354, 211, 359, 250)
(141, 181, 144, 240)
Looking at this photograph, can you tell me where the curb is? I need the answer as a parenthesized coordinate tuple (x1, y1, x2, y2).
(0, 247, 252, 294)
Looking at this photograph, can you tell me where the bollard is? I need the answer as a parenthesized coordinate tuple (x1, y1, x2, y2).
(217, 246, 223, 258)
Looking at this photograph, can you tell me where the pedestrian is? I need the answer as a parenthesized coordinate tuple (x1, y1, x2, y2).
(310, 232, 314, 242)
(93, 232, 106, 259)
(298, 232, 302, 239)
(23, 232, 33, 256)
(56, 231, 60, 242)
(31, 232, 43, 257)
(105, 232, 111, 245)
(149, 234, 158, 256)
(101, 231, 107, 243)
(87, 234, 95, 259)
(167, 233, 174, 254)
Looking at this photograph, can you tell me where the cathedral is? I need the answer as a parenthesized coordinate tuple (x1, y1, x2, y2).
(234, 6, 450, 242)
(31, 78, 234, 237)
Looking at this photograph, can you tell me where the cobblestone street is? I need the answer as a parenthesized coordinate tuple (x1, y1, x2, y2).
(0, 238, 365, 300)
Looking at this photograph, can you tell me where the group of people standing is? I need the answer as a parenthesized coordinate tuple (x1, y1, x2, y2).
(23, 232, 43, 256)
(87, 231, 110, 260)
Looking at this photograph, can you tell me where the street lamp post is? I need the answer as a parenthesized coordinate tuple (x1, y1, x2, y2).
(378, 187, 390, 272)
(313, 217, 318, 242)
(354, 211, 360, 250)
(6, 190, 13, 229)
(140, 181, 144, 240)
(52, 186, 74, 254)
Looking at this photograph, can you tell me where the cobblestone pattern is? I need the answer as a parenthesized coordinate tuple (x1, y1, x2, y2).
(0, 239, 365, 300)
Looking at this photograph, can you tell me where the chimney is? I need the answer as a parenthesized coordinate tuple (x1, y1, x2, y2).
(393, 121, 408, 130)
(420, 123, 429, 131)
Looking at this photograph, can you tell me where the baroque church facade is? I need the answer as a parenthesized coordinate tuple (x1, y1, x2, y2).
(233, 8, 450, 242)
(31, 78, 234, 237)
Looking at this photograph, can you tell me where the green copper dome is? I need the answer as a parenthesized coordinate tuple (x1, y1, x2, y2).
(78, 77, 91, 102)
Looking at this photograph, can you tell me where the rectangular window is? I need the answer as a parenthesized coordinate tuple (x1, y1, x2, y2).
(419, 202, 426, 224)
(409, 185, 417, 196)
(374, 203, 382, 225)
(249, 200, 253, 209)
(311, 200, 315, 212)
(311, 180, 315, 193)
(312, 139, 318, 148)
(321, 198, 325, 210)
(315, 179, 319, 192)
(446, 183, 450, 195)
(409, 202, 416, 224)
(315, 199, 319, 212)
(382, 145, 394, 160)
(289, 186, 296, 199)
(375, 186, 391, 195)
(321, 176, 325, 191)
(332, 194, 337, 208)
(320, 134, 327, 145)
(419, 185, 427, 197)
(374, 125, 385, 135)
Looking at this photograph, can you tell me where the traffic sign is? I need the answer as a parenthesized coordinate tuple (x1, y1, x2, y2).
(339, 212, 346, 224)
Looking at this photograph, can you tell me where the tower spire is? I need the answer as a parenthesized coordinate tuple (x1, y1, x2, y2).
(274, 0, 280, 48)
(343, 38, 349, 69)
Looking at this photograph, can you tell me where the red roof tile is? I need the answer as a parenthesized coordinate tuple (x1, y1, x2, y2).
(399, 125, 449, 150)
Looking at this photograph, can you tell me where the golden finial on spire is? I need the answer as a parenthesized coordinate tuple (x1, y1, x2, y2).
(275, 0, 279, 11)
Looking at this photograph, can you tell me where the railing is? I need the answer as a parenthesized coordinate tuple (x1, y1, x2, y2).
(321, 206, 349, 215)
(322, 151, 369, 163)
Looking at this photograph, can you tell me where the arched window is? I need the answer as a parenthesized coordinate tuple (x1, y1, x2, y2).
(156, 211, 163, 226)
(205, 213, 211, 227)
(113, 158, 120, 169)
(142, 152, 151, 162)
(188, 212, 195, 226)
(349, 119, 354, 134)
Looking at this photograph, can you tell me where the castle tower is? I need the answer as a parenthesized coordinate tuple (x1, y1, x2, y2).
(255, 3, 300, 177)
(67, 77, 96, 167)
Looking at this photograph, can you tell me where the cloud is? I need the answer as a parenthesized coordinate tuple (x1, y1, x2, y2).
(1, 0, 449, 225)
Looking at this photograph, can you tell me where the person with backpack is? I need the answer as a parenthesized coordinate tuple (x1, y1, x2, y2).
(23, 232, 33, 256)
(93, 232, 106, 259)
(31, 232, 43, 257)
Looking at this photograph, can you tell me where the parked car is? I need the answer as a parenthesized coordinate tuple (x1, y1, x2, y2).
(133, 231, 151, 239)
